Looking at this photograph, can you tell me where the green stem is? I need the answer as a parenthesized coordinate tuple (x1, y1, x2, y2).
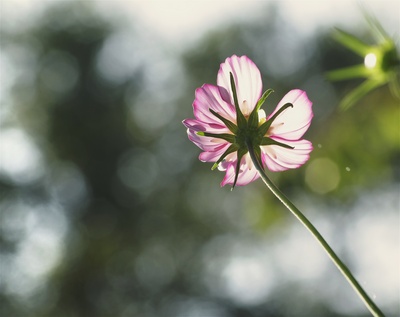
(246, 140, 384, 317)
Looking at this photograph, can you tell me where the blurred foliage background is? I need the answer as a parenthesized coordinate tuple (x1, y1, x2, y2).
(0, 1, 399, 317)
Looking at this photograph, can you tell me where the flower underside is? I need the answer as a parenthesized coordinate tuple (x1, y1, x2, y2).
(198, 73, 294, 188)
(183, 55, 313, 188)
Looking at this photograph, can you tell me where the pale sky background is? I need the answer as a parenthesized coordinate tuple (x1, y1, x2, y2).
(125, 0, 399, 43)
(2, 0, 399, 48)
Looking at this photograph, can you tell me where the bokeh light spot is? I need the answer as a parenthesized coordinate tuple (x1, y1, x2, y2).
(135, 244, 176, 292)
(222, 256, 273, 305)
(117, 148, 159, 195)
(47, 162, 89, 209)
(305, 158, 340, 194)
(0, 128, 44, 184)
(39, 50, 79, 97)
(95, 31, 141, 84)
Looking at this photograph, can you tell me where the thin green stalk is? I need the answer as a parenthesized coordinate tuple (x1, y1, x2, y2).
(246, 140, 384, 317)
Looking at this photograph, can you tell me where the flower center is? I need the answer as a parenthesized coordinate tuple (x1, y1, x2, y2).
(236, 123, 263, 149)
(241, 100, 251, 117)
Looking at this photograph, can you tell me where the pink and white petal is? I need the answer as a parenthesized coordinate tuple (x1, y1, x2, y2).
(220, 154, 260, 186)
(183, 118, 231, 134)
(261, 138, 313, 172)
(193, 84, 236, 124)
(220, 163, 236, 186)
(217, 55, 262, 113)
(267, 89, 313, 140)
(234, 161, 260, 186)
(218, 153, 237, 171)
(186, 129, 229, 152)
(183, 118, 209, 132)
(199, 142, 231, 162)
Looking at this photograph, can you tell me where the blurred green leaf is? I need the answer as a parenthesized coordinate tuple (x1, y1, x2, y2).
(333, 28, 371, 56)
(388, 74, 400, 99)
(326, 64, 371, 81)
(361, 7, 391, 43)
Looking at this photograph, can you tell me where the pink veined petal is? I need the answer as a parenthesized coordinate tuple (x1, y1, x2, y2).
(267, 89, 313, 140)
(220, 153, 260, 186)
(199, 142, 231, 162)
(217, 55, 262, 115)
(183, 118, 231, 134)
(261, 138, 313, 172)
(193, 84, 236, 124)
(234, 164, 260, 186)
(220, 163, 236, 186)
(186, 129, 230, 152)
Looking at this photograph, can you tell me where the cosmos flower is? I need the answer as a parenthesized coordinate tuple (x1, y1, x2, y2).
(183, 55, 313, 187)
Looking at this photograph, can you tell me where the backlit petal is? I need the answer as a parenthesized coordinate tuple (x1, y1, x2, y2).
(183, 118, 231, 134)
(267, 89, 313, 140)
(199, 142, 231, 162)
(193, 84, 236, 124)
(220, 154, 260, 186)
(261, 138, 313, 172)
(217, 55, 262, 114)
(186, 129, 229, 152)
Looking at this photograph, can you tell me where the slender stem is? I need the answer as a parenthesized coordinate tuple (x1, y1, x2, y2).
(246, 141, 384, 317)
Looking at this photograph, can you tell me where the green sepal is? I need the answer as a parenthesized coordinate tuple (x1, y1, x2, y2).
(196, 131, 236, 143)
(245, 138, 264, 172)
(211, 143, 239, 170)
(256, 89, 274, 112)
(232, 147, 248, 189)
(261, 137, 294, 149)
(258, 103, 293, 136)
(248, 88, 274, 129)
(252, 145, 263, 168)
(209, 109, 238, 134)
(230, 72, 247, 129)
